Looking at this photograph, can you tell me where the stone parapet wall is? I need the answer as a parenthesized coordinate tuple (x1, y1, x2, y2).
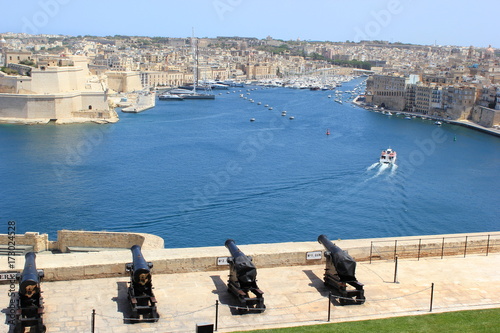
(55, 230, 165, 252)
(0, 232, 48, 252)
(23, 232, 500, 281)
(0, 230, 165, 254)
(1, 231, 498, 281)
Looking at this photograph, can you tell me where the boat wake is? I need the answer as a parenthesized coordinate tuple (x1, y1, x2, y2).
(366, 162, 379, 171)
(366, 162, 397, 180)
(390, 163, 398, 177)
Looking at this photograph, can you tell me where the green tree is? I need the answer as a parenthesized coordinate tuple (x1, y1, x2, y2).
(19, 59, 36, 67)
(0, 67, 19, 75)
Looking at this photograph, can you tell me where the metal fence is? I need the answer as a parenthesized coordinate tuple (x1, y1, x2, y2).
(369, 233, 500, 263)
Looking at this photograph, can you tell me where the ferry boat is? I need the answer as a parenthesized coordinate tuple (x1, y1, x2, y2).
(380, 148, 397, 164)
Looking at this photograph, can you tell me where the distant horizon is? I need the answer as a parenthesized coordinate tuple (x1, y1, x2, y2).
(1, 32, 494, 50)
(0, 0, 497, 49)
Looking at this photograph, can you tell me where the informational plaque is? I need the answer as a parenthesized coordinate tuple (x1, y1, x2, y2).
(306, 251, 322, 260)
(216, 257, 230, 266)
(0, 272, 16, 281)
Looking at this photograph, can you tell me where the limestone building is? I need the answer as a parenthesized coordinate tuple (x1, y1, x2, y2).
(365, 74, 406, 110)
(0, 55, 118, 124)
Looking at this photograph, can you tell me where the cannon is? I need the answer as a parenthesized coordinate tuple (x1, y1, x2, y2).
(225, 239, 265, 313)
(125, 245, 159, 322)
(14, 252, 46, 333)
(318, 235, 365, 305)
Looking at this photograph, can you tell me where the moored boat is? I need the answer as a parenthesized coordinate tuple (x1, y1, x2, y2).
(159, 93, 183, 101)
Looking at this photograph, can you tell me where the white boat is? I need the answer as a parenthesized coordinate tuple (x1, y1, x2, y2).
(170, 88, 193, 95)
(435, 121, 442, 126)
(159, 93, 183, 101)
(380, 148, 397, 164)
(179, 92, 215, 100)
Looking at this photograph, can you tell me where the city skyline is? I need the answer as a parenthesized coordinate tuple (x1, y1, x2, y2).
(0, 0, 498, 48)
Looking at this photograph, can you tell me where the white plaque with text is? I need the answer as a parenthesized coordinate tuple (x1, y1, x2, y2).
(306, 251, 322, 260)
(217, 257, 230, 266)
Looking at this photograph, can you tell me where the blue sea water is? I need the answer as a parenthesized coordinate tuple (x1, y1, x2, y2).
(1, 78, 499, 248)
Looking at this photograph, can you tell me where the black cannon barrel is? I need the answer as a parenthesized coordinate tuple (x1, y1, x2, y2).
(318, 234, 342, 254)
(225, 239, 257, 284)
(318, 234, 357, 282)
(225, 239, 245, 258)
(130, 245, 151, 284)
(19, 252, 40, 297)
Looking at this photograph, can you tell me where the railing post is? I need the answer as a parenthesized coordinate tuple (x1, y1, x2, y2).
(369, 241, 373, 264)
(327, 292, 332, 322)
(417, 239, 422, 261)
(393, 255, 398, 283)
(486, 234, 490, 256)
(215, 300, 219, 331)
(91, 309, 95, 333)
(464, 236, 468, 258)
(394, 240, 398, 260)
(429, 283, 434, 312)
(441, 237, 445, 259)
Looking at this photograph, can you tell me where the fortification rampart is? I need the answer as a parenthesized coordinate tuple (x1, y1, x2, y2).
(0, 231, 498, 281)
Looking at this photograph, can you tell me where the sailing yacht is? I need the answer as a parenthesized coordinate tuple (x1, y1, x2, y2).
(178, 34, 215, 100)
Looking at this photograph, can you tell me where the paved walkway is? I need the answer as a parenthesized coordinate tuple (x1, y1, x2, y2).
(1, 253, 499, 332)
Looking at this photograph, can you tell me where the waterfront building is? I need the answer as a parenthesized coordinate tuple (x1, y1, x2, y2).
(0, 55, 118, 124)
(140, 70, 185, 88)
(365, 74, 406, 110)
(415, 84, 443, 116)
(442, 85, 477, 120)
(405, 83, 416, 111)
(470, 105, 500, 127)
(106, 71, 142, 93)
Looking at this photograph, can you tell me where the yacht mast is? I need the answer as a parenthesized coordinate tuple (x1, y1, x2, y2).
(191, 28, 198, 94)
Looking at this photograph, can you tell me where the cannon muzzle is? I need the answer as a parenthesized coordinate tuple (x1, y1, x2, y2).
(19, 252, 43, 298)
(225, 239, 244, 258)
(130, 245, 152, 286)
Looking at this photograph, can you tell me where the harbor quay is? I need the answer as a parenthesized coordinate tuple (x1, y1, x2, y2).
(1, 231, 499, 332)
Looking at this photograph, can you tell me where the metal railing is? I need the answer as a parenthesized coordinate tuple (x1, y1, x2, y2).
(369, 233, 500, 263)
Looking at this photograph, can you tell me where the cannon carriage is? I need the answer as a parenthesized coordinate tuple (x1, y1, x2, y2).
(318, 234, 365, 305)
(225, 239, 265, 313)
(125, 245, 159, 322)
(14, 252, 46, 333)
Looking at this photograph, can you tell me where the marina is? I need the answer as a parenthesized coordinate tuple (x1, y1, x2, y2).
(0, 77, 498, 249)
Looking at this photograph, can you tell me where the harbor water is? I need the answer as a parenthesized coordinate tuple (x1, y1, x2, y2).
(1, 78, 499, 248)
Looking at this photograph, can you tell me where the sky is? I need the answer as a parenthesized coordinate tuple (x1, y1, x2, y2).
(0, 0, 497, 48)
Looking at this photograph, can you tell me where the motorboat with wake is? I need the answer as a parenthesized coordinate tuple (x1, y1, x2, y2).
(380, 148, 397, 164)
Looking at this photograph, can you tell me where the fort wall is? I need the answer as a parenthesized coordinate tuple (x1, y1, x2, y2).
(0, 231, 498, 281)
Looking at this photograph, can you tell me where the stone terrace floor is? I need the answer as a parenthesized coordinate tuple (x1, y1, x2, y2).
(1, 253, 499, 332)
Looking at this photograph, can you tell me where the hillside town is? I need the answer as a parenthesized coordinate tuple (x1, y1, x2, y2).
(0, 33, 499, 127)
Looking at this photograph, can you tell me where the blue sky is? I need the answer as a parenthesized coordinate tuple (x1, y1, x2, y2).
(1, 0, 497, 48)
